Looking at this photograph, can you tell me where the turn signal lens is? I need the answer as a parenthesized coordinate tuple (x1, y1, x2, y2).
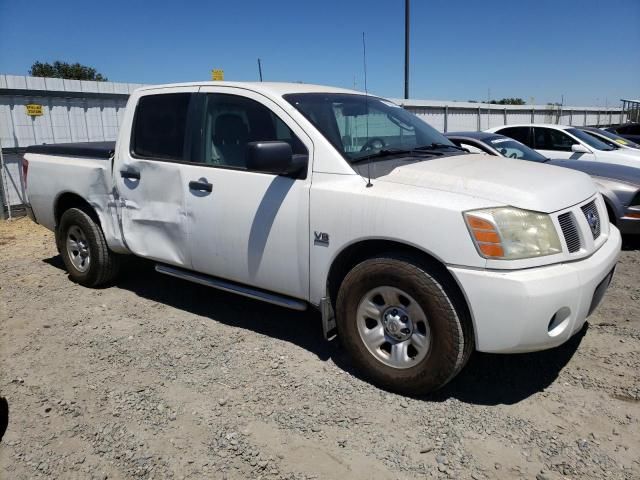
(465, 212, 505, 259)
(479, 243, 504, 257)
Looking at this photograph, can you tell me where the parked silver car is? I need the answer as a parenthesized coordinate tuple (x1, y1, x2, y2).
(445, 131, 640, 235)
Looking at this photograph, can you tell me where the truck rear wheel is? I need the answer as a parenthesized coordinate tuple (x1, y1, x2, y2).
(56, 208, 121, 287)
(336, 254, 473, 395)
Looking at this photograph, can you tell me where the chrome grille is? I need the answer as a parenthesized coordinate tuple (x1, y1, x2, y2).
(581, 200, 601, 240)
(558, 212, 581, 253)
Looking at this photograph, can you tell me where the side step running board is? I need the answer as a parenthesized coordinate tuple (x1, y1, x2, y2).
(155, 264, 308, 311)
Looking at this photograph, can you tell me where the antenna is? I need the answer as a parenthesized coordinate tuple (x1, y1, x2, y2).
(257, 58, 263, 82)
(363, 32, 373, 188)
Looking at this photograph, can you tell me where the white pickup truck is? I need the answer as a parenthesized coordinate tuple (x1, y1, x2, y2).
(23, 82, 621, 394)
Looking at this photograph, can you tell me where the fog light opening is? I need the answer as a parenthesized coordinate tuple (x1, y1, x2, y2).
(547, 307, 571, 337)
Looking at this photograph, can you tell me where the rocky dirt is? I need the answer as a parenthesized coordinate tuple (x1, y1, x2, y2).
(0, 217, 639, 480)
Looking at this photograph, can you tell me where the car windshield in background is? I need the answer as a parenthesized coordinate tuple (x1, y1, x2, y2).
(486, 136, 548, 162)
(283, 93, 459, 162)
(585, 128, 640, 148)
(567, 128, 615, 151)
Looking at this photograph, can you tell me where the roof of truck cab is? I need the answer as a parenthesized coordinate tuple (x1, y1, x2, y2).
(135, 81, 364, 97)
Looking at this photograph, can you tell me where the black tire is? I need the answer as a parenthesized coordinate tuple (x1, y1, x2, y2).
(56, 207, 121, 287)
(336, 254, 473, 395)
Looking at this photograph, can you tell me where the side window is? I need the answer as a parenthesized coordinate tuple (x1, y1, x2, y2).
(200, 94, 307, 169)
(498, 127, 532, 147)
(132, 93, 191, 160)
(533, 128, 576, 151)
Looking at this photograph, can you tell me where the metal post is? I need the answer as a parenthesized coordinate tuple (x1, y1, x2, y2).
(477, 106, 481, 131)
(444, 105, 448, 132)
(609, 110, 612, 125)
(569, 110, 573, 125)
(596, 110, 600, 126)
(531, 108, 534, 123)
(584, 110, 587, 126)
(503, 107, 507, 125)
(404, 0, 410, 99)
(0, 113, 11, 220)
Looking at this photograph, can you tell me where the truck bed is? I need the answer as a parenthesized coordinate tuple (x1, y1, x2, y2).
(24, 140, 125, 253)
(25, 141, 116, 159)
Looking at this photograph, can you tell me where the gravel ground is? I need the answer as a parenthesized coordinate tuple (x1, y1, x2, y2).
(1, 217, 639, 480)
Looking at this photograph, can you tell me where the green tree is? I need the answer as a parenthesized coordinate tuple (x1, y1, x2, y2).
(29, 61, 108, 81)
(489, 98, 526, 105)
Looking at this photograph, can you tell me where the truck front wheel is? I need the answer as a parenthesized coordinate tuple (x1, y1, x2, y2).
(56, 208, 121, 287)
(336, 254, 473, 395)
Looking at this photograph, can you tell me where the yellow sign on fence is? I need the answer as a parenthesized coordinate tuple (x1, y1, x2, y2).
(26, 104, 43, 116)
(211, 69, 224, 81)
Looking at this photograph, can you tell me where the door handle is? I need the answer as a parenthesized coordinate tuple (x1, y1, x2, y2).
(189, 180, 213, 192)
(120, 170, 140, 180)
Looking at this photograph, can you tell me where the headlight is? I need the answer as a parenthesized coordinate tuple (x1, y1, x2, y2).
(464, 207, 562, 260)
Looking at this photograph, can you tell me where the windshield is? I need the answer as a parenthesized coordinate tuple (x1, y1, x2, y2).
(583, 128, 640, 149)
(283, 93, 458, 161)
(567, 128, 615, 151)
(486, 136, 548, 162)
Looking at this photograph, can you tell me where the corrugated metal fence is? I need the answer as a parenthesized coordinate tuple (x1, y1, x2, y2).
(0, 75, 143, 218)
(395, 99, 627, 132)
(0, 74, 628, 217)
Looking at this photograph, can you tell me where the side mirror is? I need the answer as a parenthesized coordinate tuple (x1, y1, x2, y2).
(571, 143, 590, 154)
(246, 141, 307, 177)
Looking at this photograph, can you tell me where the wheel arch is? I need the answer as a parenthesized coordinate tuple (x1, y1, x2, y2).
(54, 191, 102, 228)
(325, 238, 476, 343)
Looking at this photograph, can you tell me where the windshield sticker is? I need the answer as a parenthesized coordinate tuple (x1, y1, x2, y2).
(615, 139, 628, 145)
(490, 138, 512, 144)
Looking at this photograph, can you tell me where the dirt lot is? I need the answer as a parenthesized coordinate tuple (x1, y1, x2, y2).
(0, 217, 639, 480)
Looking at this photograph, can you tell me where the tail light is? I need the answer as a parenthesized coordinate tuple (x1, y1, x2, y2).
(21, 156, 29, 189)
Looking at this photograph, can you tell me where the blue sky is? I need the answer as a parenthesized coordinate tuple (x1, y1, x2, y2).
(1, 0, 638, 106)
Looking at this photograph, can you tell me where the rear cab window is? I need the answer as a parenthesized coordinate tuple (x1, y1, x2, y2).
(131, 93, 191, 160)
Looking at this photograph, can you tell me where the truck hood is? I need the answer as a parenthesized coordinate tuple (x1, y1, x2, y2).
(364, 154, 596, 213)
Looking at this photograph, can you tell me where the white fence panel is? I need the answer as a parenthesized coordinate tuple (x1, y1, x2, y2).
(8, 97, 36, 147)
(534, 110, 557, 124)
(101, 100, 121, 140)
(49, 99, 73, 143)
(85, 100, 105, 141)
(506, 110, 532, 125)
(67, 99, 89, 143)
(447, 108, 478, 131)
(412, 107, 445, 131)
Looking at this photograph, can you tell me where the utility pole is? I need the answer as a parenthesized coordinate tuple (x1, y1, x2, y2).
(404, 0, 410, 99)
(257, 58, 263, 82)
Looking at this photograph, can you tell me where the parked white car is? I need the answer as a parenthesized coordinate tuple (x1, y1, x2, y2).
(22, 82, 621, 394)
(486, 124, 640, 167)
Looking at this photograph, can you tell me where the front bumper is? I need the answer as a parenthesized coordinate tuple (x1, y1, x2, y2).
(449, 226, 621, 353)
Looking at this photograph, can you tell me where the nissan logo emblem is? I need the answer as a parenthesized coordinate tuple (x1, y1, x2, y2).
(586, 211, 599, 235)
